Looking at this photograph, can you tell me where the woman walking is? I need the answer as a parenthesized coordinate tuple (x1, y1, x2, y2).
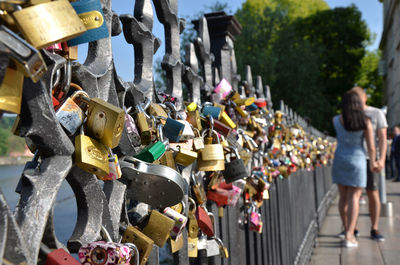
(332, 90, 377, 247)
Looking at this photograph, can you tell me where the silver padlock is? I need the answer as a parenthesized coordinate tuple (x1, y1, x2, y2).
(0, 25, 46, 82)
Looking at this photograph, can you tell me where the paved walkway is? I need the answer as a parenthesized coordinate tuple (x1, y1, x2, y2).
(310, 180, 400, 265)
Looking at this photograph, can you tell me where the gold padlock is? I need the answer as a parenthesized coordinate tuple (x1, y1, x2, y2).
(201, 129, 224, 161)
(169, 236, 184, 253)
(12, 0, 86, 49)
(219, 111, 236, 129)
(174, 145, 198, 166)
(192, 128, 205, 151)
(0, 67, 23, 114)
(148, 102, 168, 123)
(159, 149, 176, 169)
(135, 105, 151, 145)
(197, 156, 225, 171)
(188, 237, 198, 258)
(142, 210, 175, 248)
(85, 98, 125, 149)
(187, 110, 202, 131)
(121, 225, 154, 265)
(75, 126, 109, 177)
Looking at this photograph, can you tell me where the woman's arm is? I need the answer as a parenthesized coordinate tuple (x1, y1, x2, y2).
(365, 119, 377, 171)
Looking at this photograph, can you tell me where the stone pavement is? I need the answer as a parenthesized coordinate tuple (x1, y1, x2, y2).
(310, 180, 400, 265)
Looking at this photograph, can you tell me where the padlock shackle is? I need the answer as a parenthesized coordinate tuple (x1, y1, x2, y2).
(100, 226, 112, 242)
(124, 243, 140, 265)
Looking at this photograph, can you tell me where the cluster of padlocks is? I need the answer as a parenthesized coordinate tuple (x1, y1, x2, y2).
(0, 1, 336, 264)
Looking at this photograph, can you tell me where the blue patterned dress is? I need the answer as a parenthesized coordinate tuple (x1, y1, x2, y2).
(332, 115, 367, 188)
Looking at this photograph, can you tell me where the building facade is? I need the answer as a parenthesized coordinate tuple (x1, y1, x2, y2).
(380, 0, 400, 128)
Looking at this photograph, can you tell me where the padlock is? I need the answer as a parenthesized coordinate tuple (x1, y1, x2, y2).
(85, 97, 125, 149)
(121, 224, 153, 265)
(186, 101, 197, 112)
(191, 173, 207, 205)
(135, 124, 166, 162)
(161, 117, 185, 143)
(142, 210, 175, 247)
(219, 111, 236, 129)
(174, 145, 198, 166)
(0, 66, 23, 114)
(159, 149, 176, 169)
(56, 90, 89, 136)
(223, 147, 248, 183)
(213, 78, 232, 99)
(192, 128, 204, 151)
(135, 103, 152, 145)
(234, 96, 255, 106)
(120, 156, 184, 208)
(202, 105, 221, 119)
(169, 236, 184, 253)
(12, 0, 86, 49)
(177, 120, 195, 140)
(188, 237, 198, 258)
(187, 109, 202, 131)
(205, 213, 229, 258)
(148, 102, 168, 121)
(67, 0, 109, 46)
(0, 25, 47, 82)
(99, 148, 121, 181)
(75, 124, 109, 177)
(200, 129, 224, 161)
(196, 206, 214, 237)
(187, 197, 199, 239)
(213, 119, 232, 137)
(79, 226, 134, 265)
(124, 107, 141, 146)
(40, 243, 81, 265)
(246, 103, 259, 112)
(163, 207, 188, 240)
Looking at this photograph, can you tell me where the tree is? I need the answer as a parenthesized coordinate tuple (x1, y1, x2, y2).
(235, 2, 370, 133)
(355, 50, 383, 107)
(0, 128, 8, 156)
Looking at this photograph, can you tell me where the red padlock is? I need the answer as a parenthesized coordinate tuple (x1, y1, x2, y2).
(207, 190, 228, 207)
(196, 206, 214, 237)
(42, 245, 81, 265)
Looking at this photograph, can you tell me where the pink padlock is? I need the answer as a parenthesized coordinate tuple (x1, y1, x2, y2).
(214, 78, 232, 99)
(163, 207, 188, 240)
(78, 241, 132, 265)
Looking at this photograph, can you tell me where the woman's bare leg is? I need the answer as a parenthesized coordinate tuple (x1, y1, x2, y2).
(345, 186, 363, 241)
(338, 184, 348, 230)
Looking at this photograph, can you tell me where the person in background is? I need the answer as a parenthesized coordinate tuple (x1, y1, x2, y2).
(392, 125, 400, 182)
(352, 86, 387, 241)
(332, 90, 377, 248)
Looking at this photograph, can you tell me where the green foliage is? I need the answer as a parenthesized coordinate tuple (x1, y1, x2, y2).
(235, 2, 370, 134)
(355, 50, 383, 107)
(0, 116, 26, 156)
(0, 128, 8, 156)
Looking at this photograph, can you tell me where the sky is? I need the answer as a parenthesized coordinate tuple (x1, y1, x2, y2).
(78, 0, 384, 81)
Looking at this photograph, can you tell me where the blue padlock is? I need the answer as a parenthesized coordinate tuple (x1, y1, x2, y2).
(202, 105, 221, 119)
(67, 0, 109, 46)
(245, 103, 258, 112)
(162, 118, 185, 143)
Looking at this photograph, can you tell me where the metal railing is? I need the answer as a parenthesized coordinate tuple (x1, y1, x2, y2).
(0, 1, 336, 264)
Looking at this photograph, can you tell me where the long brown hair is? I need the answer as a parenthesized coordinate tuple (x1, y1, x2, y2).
(341, 90, 367, 131)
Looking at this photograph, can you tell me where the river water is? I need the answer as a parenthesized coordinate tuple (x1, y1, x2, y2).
(0, 164, 172, 264)
(0, 164, 77, 245)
